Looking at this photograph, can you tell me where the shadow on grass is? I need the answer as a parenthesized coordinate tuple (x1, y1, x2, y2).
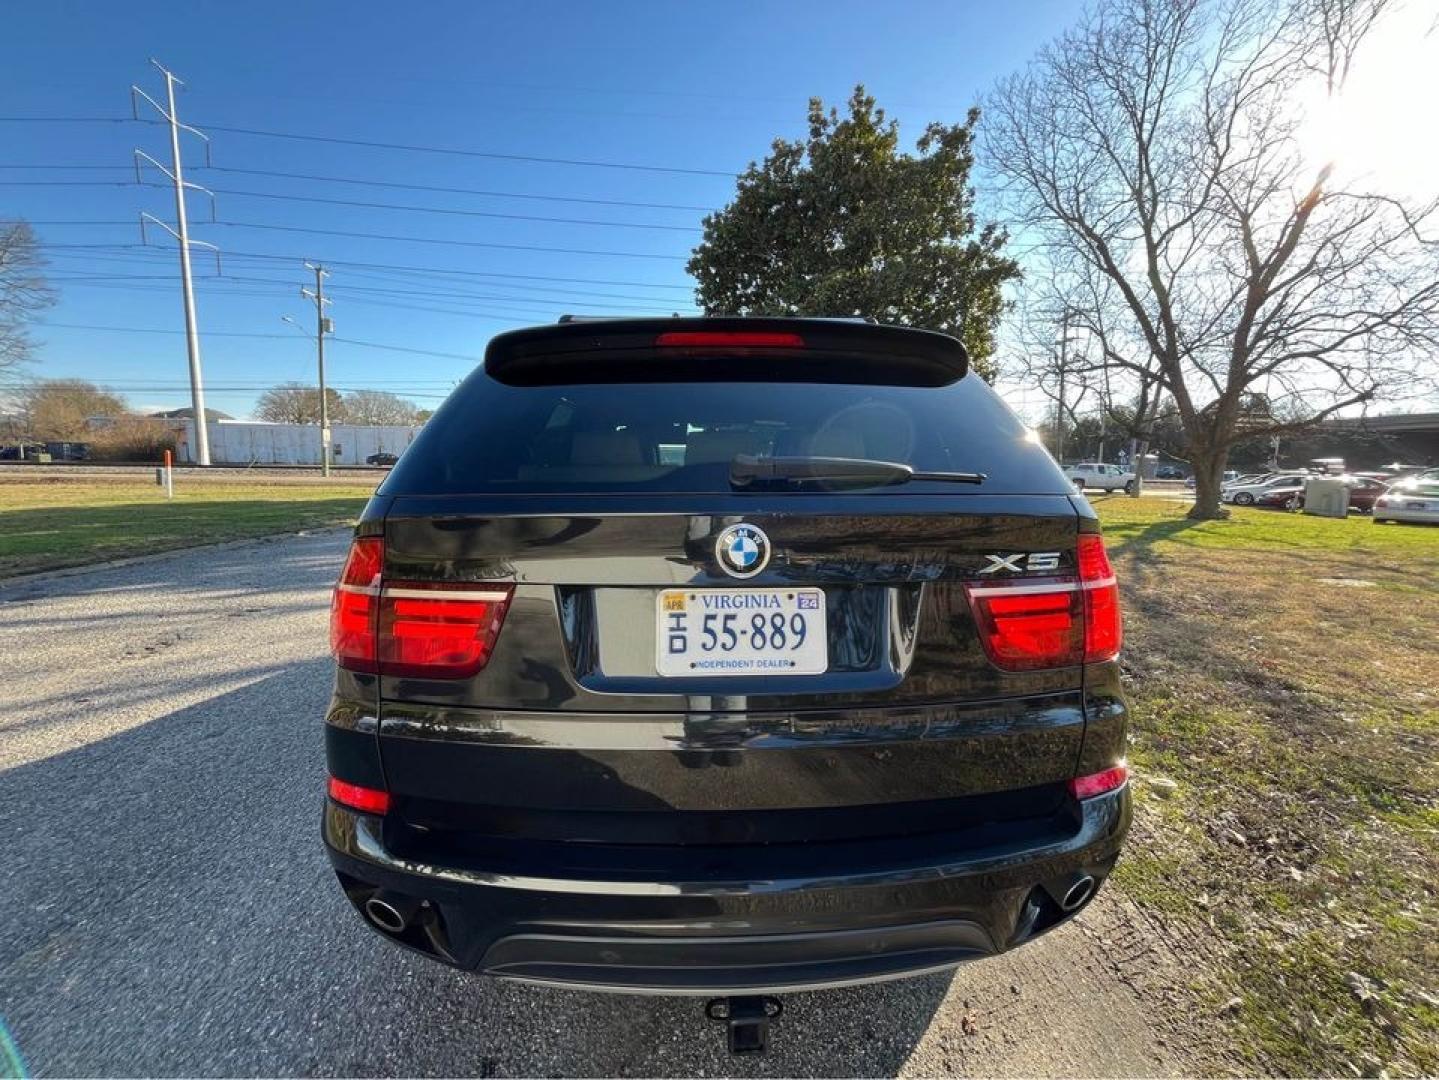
(1104, 515, 1207, 556)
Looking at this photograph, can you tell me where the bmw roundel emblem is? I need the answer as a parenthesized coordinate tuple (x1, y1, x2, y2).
(715, 523, 771, 579)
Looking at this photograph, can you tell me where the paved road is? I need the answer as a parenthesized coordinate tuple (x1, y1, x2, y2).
(0, 533, 1184, 1077)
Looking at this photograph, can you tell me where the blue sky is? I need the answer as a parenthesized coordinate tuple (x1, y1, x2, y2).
(2, 0, 1081, 418)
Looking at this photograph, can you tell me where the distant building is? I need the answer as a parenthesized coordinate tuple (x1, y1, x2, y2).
(177, 419, 422, 466)
(150, 407, 234, 422)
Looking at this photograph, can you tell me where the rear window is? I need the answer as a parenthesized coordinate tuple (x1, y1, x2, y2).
(382, 371, 1070, 496)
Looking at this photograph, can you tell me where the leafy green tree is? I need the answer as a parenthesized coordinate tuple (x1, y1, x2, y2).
(687, 87, 1020, 378)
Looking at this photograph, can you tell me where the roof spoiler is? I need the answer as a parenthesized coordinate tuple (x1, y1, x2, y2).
(484, 317, 969, 387)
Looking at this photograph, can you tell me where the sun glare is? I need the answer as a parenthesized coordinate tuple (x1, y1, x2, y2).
(1296, 2, 1439, 200)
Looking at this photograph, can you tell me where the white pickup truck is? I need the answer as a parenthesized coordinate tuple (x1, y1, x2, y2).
(1064, 461, 1137, 492)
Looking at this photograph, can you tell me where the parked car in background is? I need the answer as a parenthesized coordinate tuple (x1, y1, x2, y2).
(1341, 475, 1389, 513)
(1224, 472, 1274, 488)
(1184, 469, 1240, 490)
(1254, 481, 1307, 510)
(365, 452, 400, 467)
(1387, 467, 1439, 493)
(1373, 482, 1439, 525)
(1065, 462, 1136, 492)
(1222, 473, 1313, 505)
(1154, 465, 1186, 480)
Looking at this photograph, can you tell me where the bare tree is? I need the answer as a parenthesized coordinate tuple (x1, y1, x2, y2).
(254, 383, 348, 425)
(1012, 261, 1173, 495)
(19, 380, 128, 441)
(342, 389, 424, 426)
(987, 0, 1439, 517)
(0, 221, 56, 375)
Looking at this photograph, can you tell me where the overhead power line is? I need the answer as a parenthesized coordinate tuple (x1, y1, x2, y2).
(39, 257, 696, 307)
(34, 242, 697, 290)
(0, 116, 130, 124)
(34, 321, 481, 361)
(21, 219, 691, 261)
(0, 179, 705, 230)
(0, 116, 738, 176)
(193, 122, 737, 177)
(2, 163, 716, 211)
(201, 166, 715, 212)
(46, 268, 691, 310)
(155, 184, 703, 232)
(0, 180, 132, 187)
(43, 278, 660, 324)
(208, 220, 691, 260)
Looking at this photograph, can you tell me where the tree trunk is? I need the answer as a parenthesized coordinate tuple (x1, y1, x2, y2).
(1187, 450, 1230, 520)
(1128, 437, 1147, 497)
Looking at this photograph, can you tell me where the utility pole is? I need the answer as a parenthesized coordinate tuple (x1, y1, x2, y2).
(301, 264, 333, 476)
(1056, 310, 1070, 464)
(132, 60, 217, 466)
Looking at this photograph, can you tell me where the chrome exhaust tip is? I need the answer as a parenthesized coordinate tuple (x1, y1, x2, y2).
(1060, 875, 1096, 912)
(364, 891, 419, 933)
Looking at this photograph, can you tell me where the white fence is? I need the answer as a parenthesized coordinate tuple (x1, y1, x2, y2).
(178, 419, 423, 466)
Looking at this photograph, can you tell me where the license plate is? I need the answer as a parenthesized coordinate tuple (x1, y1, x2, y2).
(655, 588, 826, 677)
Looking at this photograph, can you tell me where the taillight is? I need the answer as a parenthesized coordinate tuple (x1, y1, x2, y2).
(376, 584, 512, 678)
(329, 537, 513, 678)
(965, 533, 1122, 671)
(1068, 764, 1128, 799)
(330, 536, 383, 673)
(968, 584, 1084, 669)
(327, 776, 391, 815)
(1077, 534, 1122, 662)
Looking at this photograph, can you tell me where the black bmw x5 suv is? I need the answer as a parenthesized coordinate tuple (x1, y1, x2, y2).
(323, 317, 1130, 995)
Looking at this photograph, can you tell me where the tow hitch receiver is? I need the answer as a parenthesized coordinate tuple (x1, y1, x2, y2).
(705, 995, 784, 1054)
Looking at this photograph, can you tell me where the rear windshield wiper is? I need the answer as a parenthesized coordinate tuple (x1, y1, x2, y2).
(729, 454, 985, 489)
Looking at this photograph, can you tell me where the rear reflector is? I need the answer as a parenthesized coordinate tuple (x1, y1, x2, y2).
(329, 537, 514, 678)
(1068, 764, 1129, 799)
(965, 533, 1122, 671)
(327, 776, 392, 815)
(654, 330, 806, 349)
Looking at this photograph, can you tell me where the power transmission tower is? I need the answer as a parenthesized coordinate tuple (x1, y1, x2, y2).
(131, 59, 218, 466)
(301, 264, 334, 476)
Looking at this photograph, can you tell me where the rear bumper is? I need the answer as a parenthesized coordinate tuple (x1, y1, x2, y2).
(322, 785, 1131, 994)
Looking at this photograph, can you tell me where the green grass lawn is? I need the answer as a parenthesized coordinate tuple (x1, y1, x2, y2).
(1091, 495, 1439, 1076)
(0, 478, 377, 578)
(1091, 490, 1439, 556)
